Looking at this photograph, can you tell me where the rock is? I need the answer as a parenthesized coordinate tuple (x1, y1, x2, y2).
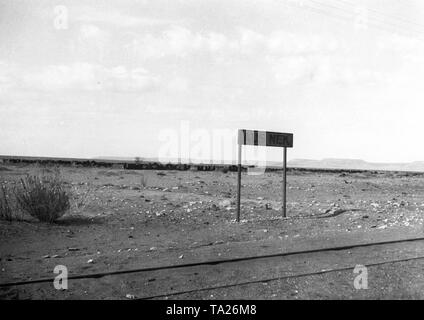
(87, 259, 94, 263)
(126, 294, 136, 299)
(218, 199, 232, 207)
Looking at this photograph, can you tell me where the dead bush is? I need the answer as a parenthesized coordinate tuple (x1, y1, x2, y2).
(216, 166, 229, 173)
(14, 173, 70, 223)
(0, 184, 13, 221)
(140, 174, 148, 188)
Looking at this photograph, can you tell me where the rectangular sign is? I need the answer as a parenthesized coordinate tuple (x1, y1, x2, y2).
(238, 129, 293, 148)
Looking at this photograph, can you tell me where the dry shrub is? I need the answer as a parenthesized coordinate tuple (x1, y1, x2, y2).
(140, 174, 148, 187)
(69, 184, 93, 214)
(215, 166, 229, 174)
(0, 184, 13, 221)
(15, 173, 70, 223)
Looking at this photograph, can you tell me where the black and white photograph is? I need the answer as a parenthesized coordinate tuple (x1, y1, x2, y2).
(1, 0, 424, 306)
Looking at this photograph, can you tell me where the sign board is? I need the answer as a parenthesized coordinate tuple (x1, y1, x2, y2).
(236, 129, 294, 222)
(238, 130, 293, 148)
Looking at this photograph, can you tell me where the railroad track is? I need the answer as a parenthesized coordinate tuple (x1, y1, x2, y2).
(139, 255, 424, 299)
(2, 236, 424, 299)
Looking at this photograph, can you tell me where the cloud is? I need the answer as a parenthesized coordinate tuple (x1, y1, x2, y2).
(127, 26, 377, 87)
(0, 62, 16, 93)
(79, 24, 108, 40)
(130, 26, 341, 60)
(134, 26, 218, 58)
(15, 63, 159, 92)
(128, 26, 236, 59)
(74, 6, 176, 28)
(272, 55, 386, 87)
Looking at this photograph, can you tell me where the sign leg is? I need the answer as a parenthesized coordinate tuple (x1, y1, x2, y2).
(283, 147, 287, 218)
(236, 143, 242, 222)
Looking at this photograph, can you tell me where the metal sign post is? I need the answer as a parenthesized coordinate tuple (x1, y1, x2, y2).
(236, 129, 293, 222)
(236, 142, 242, 222)
(283, 146, 287, 218)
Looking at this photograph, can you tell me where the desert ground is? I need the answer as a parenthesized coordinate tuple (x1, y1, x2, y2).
(1, 163, 424, 299)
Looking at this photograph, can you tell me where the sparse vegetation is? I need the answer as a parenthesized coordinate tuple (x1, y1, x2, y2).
(217, 166, 229, 174)
(140, 174, 148, 188)
(70, 185, 92, 214)
(0, 183, 13, 221)
(14, 173, 70, 223)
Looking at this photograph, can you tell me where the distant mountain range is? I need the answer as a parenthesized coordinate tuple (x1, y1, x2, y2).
(287, 158, 424, 172)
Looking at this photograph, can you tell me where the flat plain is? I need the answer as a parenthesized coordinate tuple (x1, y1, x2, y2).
(1, 164, 424, 299)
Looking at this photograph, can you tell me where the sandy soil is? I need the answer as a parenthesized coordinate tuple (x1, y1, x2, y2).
(1, 164, 424, 299)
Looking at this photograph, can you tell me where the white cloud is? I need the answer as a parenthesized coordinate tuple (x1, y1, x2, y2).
(75, 6, 176, 28)
(0, 62, 16, 93)
(272, 55, 387, 87)
(23, 63, 97, 91)
(18, 63, 159, 92)
(132, 26, 341, 60)
(136, 26, 213, 58)
(79, 24, 108, 40)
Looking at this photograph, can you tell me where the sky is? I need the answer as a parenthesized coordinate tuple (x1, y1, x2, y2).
(1, 0, 424, 164)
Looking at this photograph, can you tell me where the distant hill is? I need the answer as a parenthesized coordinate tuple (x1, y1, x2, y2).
(3, 154, 424, 172)
(287, 158, 424, 172)
(96, 156, 424, 172)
